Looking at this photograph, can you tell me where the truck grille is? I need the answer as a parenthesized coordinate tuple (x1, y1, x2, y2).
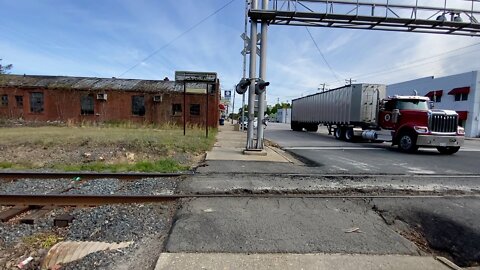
(429, 114, 458, 133)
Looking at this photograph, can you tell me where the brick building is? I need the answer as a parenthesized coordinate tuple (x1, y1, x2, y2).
(0, 74, 220, 127)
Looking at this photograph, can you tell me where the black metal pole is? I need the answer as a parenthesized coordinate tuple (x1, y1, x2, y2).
(206, 84, 209, 138)
(183, 81, 186, 136)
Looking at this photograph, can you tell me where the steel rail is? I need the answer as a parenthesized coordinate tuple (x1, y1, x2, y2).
(0, 171, 194, 180)
(1, 193, 480, 206)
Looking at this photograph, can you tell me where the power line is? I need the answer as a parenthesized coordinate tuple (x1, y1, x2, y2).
(305, 27, 342, 82)
(327, 42, 480, 85)
(119, 0, 237, 77)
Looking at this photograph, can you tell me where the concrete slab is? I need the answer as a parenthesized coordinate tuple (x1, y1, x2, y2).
(155, 253, 452, 270)
(165, 198, 419, 254)
(206, 123, 291, 162)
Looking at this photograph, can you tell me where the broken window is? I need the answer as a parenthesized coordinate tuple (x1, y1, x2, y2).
(190, 104, 200, 116)
(172, 103, 182, 116)
(81, 95, 94, 115)
(1, 95, 7, 106)
(132, 95, 145, 116)
(30, 92, 44, 113)
(15, 96, 23, 107)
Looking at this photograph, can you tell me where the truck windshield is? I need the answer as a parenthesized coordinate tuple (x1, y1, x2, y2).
(396, 99, 429, 110)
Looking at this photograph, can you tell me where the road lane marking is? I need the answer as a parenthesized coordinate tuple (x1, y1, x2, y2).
(284, 146, 480, 152)
(284, 147, 382, 150)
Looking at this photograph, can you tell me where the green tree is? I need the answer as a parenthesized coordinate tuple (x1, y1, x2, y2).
(0, 59, 13, 74)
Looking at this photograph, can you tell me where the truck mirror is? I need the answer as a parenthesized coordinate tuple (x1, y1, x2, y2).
(392, 109, 400, 124)
(429, 101, 434, 109)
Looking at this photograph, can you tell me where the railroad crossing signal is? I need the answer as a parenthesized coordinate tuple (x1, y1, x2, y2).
(235, 78, 250, 94)
(255, 79, 270, 95)
(240, 33, 261, 56)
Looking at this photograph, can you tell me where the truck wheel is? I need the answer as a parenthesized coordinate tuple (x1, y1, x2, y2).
(334, 127, 345, 140)
(398, 131, 418, 153)
(345, 128, 355, 142)
(307, 124, 318, 132)
(291, 122, 302, 132)
(436, 146, 460, 155)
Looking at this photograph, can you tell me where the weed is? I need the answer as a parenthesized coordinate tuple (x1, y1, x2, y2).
(54, 158, 188, 173)
(23, 233, 64, 249)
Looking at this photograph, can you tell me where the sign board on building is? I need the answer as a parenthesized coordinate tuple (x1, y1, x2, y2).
(175, 71, 217, 82)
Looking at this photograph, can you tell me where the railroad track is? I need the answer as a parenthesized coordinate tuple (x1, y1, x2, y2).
(0, 171, 194, 180)
(2, 193, 479, 226)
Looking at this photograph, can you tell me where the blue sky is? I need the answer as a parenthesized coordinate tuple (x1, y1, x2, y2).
(1, 0, 480, 109)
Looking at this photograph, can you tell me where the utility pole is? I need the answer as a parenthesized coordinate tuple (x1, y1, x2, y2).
(241, 0, 249, 131)
(319, 83, 328, 92)
(345, 78, 356, 85)
(246, 0, 258, 150)
(256, 0, 269, 149)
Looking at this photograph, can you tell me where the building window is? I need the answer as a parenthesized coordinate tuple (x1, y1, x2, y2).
(1, 95, 7, 106)
(15, 96, 23, 107)
(81, 95, 94, 115)
(190, 104, 200, 116)
(132, 95, 145, 116)
(455, 93, 468, 101)
(172, 103, 182, 116)
(30, 92, 44, 113)
(432, 95, 441, 103)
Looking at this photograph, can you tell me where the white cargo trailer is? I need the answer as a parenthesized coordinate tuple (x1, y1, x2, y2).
(291, 84, 386, 132)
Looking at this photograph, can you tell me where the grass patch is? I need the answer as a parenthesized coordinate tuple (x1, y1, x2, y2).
(0, 126, 217, 154)
(54, 159, 189, 173)
(0, 161, 30, 170)
(23, 233, 64, 249)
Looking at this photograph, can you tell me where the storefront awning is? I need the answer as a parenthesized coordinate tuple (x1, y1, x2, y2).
(425, 90, 443, 98)
(456, 111, 468, 120)
(448, 87, 470, 95)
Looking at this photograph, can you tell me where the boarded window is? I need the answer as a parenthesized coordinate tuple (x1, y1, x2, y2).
(190, 104, 200, 116)
(30, 92, 44, 113)
(132, 95, 145, 116)
(81, 95, 94, 115)
(1, 95, 7, 106)
(15, 96, 23, 107)
(172, 103, 182, 116)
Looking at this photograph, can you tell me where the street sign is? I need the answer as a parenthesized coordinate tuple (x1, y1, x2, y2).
(224, 90, 232, 99)
(175, 71, 217, 82)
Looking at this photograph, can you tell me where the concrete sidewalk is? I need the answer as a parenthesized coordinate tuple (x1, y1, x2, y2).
(155, 253, 456, 270)
(206, 122, 292, 163)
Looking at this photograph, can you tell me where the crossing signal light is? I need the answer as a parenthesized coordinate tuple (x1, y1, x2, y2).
(255, 80, 270, 95)
(235, 78, 250, 94)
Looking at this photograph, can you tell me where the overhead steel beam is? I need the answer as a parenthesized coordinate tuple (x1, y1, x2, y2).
(250, 0, 480, 37)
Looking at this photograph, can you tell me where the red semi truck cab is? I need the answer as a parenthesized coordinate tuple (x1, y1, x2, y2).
(377, 95, 464, 154)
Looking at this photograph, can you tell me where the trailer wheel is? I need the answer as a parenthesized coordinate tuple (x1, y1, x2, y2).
(398, 131, 418, 153)
(291, 122, 302, 132)
(334, 127, 345, 140)
(306, 124, 318, 132)
(436, 146, 460, 155)
(345, 128, 355, 142)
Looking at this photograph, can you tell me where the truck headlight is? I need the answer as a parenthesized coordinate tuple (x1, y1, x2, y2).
(414, 126, 429, 134)
(457, 126, 465, 135)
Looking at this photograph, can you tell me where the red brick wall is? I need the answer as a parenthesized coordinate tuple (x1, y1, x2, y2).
(0, 87, 220, 127)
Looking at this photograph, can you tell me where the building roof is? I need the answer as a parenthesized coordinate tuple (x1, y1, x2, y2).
(0, 74, 177, 93)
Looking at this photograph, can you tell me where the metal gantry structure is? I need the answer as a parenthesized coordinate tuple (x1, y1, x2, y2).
(243, 0, 480, 150)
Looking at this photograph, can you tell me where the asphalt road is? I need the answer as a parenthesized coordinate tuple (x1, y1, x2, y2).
(265, 123, 480, 175)
(164, 123, 480, 267)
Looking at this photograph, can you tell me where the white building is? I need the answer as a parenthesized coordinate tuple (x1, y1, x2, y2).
(276, 108, 291, 124)
(387, 71, 480, 138)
